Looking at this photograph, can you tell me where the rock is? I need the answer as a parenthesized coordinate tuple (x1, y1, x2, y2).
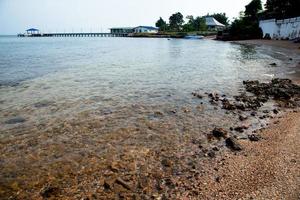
(154, 111, 164, 117)
(161, 158, 173, 167)
(34, 100, 55, 108)
(40, 184, 59, 198)
(5, 117, 26, 124)
(109, 162, 119, 172)
(192, 92, 203, 99)
(208, 92, 219, 101)
(222, 99, 236, 110)
(103, 180, 113, 190)
(164, 178, 175, 189)
(207, 151, 216, 158)
(273, 109, 279, 114)
(115, 178, 132, 191)
(212, 128, 228, 138)
(251, 111, 257, 116)
(239, 115, 248, 121)
(248, 134, 261, 141)
(234, 126, 244, 133)
(225, 137, 243, 151)
(212, 146, 220, 151)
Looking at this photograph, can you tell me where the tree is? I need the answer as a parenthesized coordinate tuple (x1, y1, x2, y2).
(155, 17, 168, 31)
(194, 17, 207, 31)
(226, 0, 263, 40)
(208, 13, 229, 25)
(183, 15, 207, 32)
(245, 0, 262, 20)
(169, 12, 184, 31)
(183, 15, 195, 32)
(264, 0, 300, 19)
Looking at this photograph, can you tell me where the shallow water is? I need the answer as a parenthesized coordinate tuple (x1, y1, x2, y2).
(0, 36, 299, 198)
(0, 37, 299, 128)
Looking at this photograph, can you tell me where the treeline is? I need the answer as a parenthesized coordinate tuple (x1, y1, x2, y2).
(227, 0, 263, 40)
(224, 0, 300, 40)
(262, 0, 300, 19)
(155, 13, 228, 32)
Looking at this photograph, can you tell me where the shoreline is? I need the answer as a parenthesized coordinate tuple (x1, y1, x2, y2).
(231, 39, 300, 53)
(197, 110, 300, 199)
(0, 39, 300, 199)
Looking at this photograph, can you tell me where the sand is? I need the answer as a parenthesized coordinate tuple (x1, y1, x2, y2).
(198, 111, 300, 200)
(233, 39, 300, 53)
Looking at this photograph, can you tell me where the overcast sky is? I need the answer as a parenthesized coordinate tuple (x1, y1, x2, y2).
(0, 0, 266, 34)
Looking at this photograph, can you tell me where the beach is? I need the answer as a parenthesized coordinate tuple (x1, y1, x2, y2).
(0, 37, 300, 199)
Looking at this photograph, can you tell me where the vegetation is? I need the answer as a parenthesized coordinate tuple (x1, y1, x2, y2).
(155, 17, 168, 31)
(183, 16, 207, 32)
(169, 12, 184, 31)
(155, 12, 228, 33)
(263, 0, 300, 19)
(223, 0, 263, 40)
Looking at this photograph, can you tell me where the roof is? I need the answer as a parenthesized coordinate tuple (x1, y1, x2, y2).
(110, 27, 134, 30)
(205, 17, 225, 27)
(26, 28, 39, 31)
(134, 26, 159, 30)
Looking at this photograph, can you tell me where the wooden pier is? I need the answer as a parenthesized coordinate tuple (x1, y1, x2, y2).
(17, 33, 128, 37)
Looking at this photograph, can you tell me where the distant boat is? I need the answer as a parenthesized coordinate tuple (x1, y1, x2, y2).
(184, 35, 204, 39)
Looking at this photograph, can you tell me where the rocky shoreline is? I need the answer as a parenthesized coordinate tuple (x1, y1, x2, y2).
(1, 78, 299, 199)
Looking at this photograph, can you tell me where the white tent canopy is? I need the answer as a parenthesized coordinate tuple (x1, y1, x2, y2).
(205, 17, 225, 27)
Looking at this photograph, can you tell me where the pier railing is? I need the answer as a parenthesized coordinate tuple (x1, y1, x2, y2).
(17, 33, 128, 37)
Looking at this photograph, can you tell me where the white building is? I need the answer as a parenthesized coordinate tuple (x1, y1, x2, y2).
(134, 26, 159, 33)
(110, 27, 134, 34)
(259, 17, 300, 40)
(205, 17, 225, 31)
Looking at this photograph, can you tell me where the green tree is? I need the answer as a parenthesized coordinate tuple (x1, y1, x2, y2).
(208, 13, 229, 25)
(169, 12, 184, 31)
(183, 15, 207, 32)
(245, 0, 262, 20)
(155, 17, 168, 31)
(264, 0, 300, 19)
(226, 0, 263, 40)
(194, 17, 207, 31)
(183, 15, 195, 32)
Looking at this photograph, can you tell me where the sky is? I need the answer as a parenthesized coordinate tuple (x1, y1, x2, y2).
(0, 0, 266, 35)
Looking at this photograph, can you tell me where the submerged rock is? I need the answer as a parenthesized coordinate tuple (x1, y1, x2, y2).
(212, 128, 228, 138)
(192, 92, 203, 99)
(34, 100, 55, 108)
(225, 137, 243, 151)
(40, 184, 59, 198)
(5, 117, 26, 124)
(115, 177, 132, 191)
(248, 134, 262, 142)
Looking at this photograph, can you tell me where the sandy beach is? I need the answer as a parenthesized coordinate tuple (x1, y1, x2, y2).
(232, 39, 300, 52)
(199, 39, 300, 200)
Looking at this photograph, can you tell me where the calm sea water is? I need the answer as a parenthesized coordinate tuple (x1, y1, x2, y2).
(0, 36, 299, 132)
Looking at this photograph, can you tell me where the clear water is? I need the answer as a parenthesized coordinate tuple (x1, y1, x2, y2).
(0, 37, 299, 131)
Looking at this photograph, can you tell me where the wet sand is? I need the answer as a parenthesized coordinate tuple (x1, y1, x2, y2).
(233, 39, 300, 53)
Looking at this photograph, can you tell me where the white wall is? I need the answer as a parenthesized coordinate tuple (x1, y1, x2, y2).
(259, 17, 300, 40)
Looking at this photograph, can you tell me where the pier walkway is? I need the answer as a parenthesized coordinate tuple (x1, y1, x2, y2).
(18, 33, 128, 37)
